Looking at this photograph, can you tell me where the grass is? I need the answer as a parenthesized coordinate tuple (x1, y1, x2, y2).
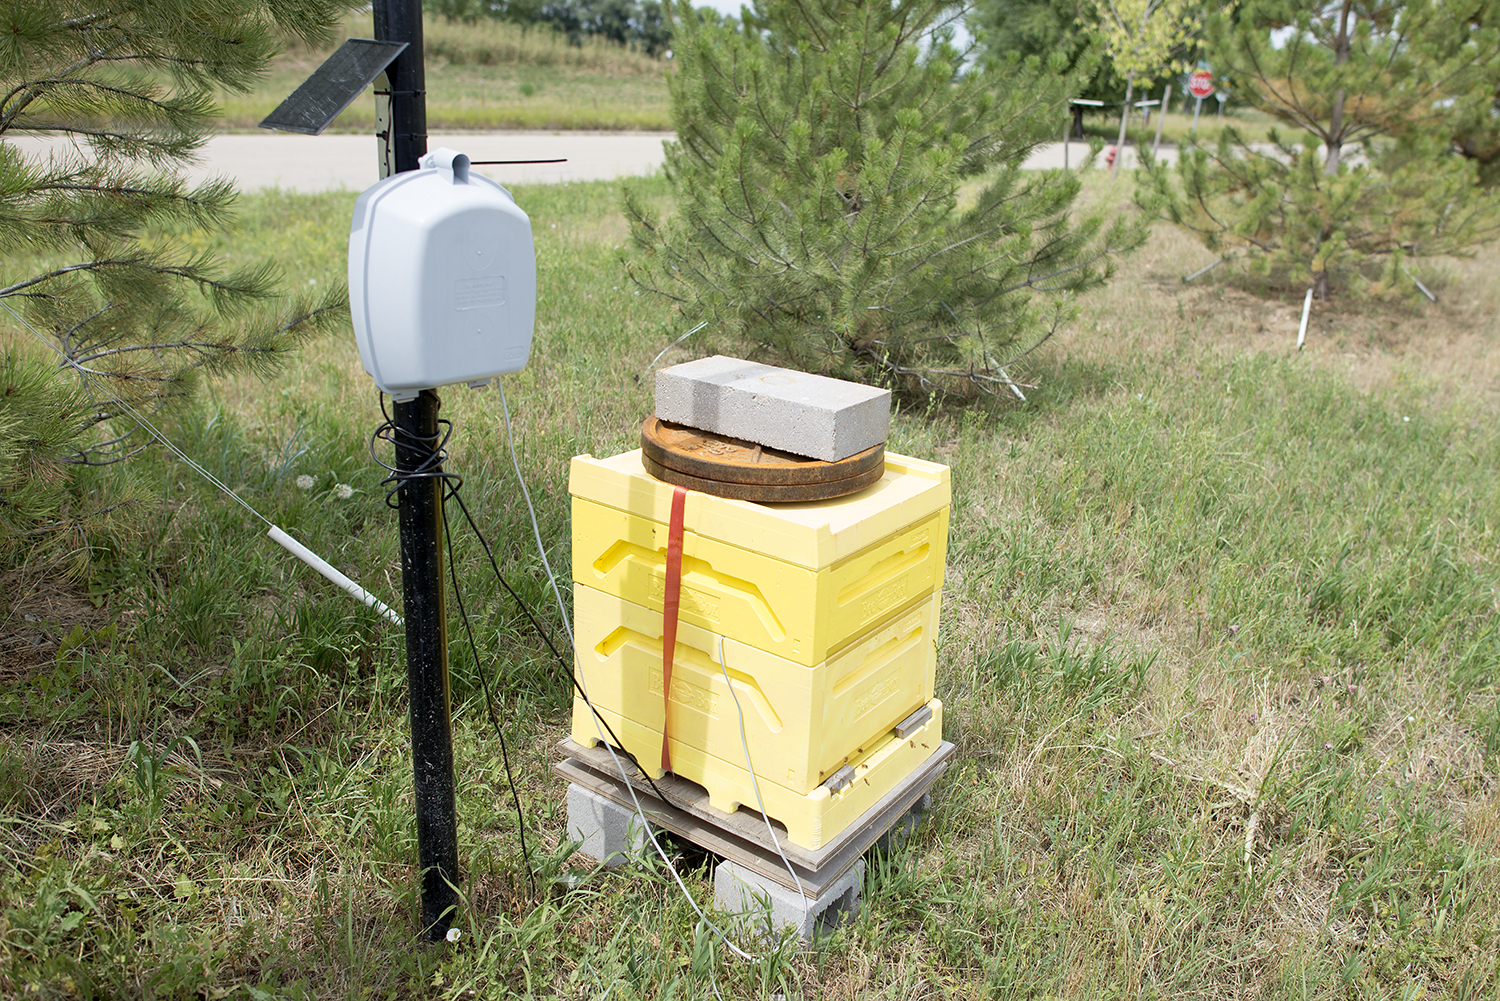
(2, 172, 1499, 999)
(1076, 106, 1282, 150)
(220, 15, 672, 133)
(1074, 108, 1284, 153)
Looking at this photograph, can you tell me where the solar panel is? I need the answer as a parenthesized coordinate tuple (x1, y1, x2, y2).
(259, 39, 408, 136)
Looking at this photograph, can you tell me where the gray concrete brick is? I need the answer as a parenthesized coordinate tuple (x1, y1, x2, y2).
(656, 355, 890, 462)
(714, 859, 864, 943)
(566, 783, 646, 868)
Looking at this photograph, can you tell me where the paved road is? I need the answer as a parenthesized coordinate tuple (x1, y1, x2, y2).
(10, 132, 1177, 192)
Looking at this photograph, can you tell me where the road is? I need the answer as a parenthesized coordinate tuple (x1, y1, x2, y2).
(9, 132, 1178, 192)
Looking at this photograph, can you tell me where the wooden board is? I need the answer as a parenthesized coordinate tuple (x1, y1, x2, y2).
(555, 737, 955, 898)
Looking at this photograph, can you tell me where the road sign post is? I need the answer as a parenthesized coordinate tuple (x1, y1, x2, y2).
(1188, 71, 1215, 134)
(1153, 85, 1172, 155)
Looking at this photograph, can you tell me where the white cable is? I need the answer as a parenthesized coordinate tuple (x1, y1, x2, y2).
(1, 299, 401, 624)
(716, 634, 811, 928)
(496, 377, 772, 963)
(640, 321, 707, 382)
(497, 381, 572, 642)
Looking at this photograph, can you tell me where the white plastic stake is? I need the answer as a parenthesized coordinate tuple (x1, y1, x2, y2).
(1296, 288, 1313, 350)
(1402, 266, 1438, 303)
(999, 367, 1027, 402)
(267, 525, 404, 625)
(1182, 257, 1223, 283)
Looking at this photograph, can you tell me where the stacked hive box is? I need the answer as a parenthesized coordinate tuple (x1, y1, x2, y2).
(569, 448, 949, 850)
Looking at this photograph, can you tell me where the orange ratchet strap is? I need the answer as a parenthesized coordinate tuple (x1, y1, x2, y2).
(660, 485, 688, 773)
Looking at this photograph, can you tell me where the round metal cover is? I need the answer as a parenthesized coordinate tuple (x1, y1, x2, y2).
(641, 417, 884, 486)
(640, 452, 885, 502)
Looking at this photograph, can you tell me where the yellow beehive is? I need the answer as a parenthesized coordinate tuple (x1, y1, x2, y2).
(567, 449, 951, 849)
(571, 584, 940, 795)
(570, 450, 950, 668)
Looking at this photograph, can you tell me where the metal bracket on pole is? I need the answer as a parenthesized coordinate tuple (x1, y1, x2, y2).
(375, 71, 395, 180)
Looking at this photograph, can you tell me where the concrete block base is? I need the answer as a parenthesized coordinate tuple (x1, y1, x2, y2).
(567, 783, 645, 867)
(714, 859, 864, 943)
(872, 792, 932, 857)
(565, 774, 938, 944)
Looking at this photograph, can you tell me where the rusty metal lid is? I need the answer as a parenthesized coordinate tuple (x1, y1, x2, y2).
(640, 451, 884, 502)
(641, 417, 884, 486)
(640, 417, 885, 502)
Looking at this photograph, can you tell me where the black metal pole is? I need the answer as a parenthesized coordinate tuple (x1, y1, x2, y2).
(392, 391, 458, 940)
(373, 0, 457, 942)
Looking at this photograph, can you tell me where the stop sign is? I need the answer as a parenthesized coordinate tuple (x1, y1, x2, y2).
(1188, 71, 1215, 99)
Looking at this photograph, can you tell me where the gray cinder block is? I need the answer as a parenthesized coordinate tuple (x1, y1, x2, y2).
(871, 792, 932, 857)
(655, 355, 890, 462)
(714, 859, 864, 943)
(566, 783, 646, 867)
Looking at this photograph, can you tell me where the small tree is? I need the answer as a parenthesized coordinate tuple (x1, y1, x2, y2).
(1142, 0, 1500, 299)
(1089, 0, 1198, 174)
(971, 0, 1123, 109)
(625, 0, 1147, 396)
(0, 1, 353, 548)
(1442, 0, 1500, 187)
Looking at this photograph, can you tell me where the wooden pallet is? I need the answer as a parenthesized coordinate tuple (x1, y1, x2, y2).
(555, 736, 955, 899)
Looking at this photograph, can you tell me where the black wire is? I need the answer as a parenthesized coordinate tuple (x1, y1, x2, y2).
(370, 395, 460, 509)
(441, 485, 537, 899)
(369, 394, 673, 846)
(441, 457, 676, 809)
(369, 397, 534, 895)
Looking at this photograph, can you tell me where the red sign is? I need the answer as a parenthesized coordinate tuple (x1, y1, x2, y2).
(1188, 71, 1215, 99)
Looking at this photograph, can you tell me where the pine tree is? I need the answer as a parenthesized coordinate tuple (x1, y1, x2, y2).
(1442, 0, 1500, 187)
(625, 0, 1147, 396)
(970, 0, 1121, 103)
(0, 1, 354, 548)
(1141, 0, 1500, 299)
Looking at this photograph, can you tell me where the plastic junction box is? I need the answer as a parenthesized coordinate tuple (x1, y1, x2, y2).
(568, 448, 951, 850)
(348, 147, 536, 401)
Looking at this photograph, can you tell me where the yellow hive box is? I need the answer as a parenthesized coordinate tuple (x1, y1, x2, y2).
(574, 695, 945, 851)
(569, 450, 951, 668)
(571, 583, 939, 796)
